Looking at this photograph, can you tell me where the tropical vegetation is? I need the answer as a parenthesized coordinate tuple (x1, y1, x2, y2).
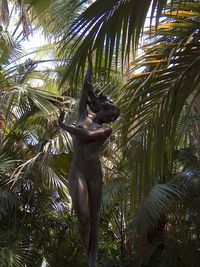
(0, 0, 200, 266)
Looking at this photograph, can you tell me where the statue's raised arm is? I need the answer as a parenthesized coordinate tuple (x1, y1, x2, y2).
(78, 55, 93, 120)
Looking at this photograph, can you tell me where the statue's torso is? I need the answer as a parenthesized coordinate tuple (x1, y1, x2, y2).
(69, 117, 108, 181)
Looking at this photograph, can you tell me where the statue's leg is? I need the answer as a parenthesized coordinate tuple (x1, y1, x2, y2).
(69, 173, 91, 255)
(88, 176, 103, 267)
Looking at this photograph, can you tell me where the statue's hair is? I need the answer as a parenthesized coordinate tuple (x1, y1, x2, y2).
(88, 91, 120, 120)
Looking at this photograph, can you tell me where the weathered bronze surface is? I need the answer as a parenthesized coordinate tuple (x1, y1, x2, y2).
(59, 61, 120, 267)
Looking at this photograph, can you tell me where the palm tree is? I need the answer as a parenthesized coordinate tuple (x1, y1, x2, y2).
(0, 8, 78, 265)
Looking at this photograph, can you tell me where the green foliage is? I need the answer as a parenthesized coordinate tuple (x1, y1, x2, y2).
(24, 0, 53, 15)
(1, 1, 200, 266)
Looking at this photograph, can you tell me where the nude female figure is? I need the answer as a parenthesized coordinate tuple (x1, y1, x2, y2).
(58, 60, 120, 267)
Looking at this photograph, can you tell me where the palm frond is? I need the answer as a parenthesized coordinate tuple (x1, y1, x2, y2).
(102, 179, 124, 209)
(0, 242, 32, 267)
(138, 183, 181, 232)
(8, 152, 42, 186)
(0, 189, 16, 219)
(0, 29, 22, 67)
(0, 154, 17, 174)
(2, 86, 60, 115)
(118, 2, 200, 205)
(58, 0, 196, 81)
(40, 0, 81, 39)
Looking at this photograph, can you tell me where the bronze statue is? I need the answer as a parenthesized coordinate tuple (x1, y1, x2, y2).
(59, 59, 120, 267)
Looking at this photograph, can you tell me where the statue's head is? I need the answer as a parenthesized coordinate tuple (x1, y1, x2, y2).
(88, 91, 120, 123)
